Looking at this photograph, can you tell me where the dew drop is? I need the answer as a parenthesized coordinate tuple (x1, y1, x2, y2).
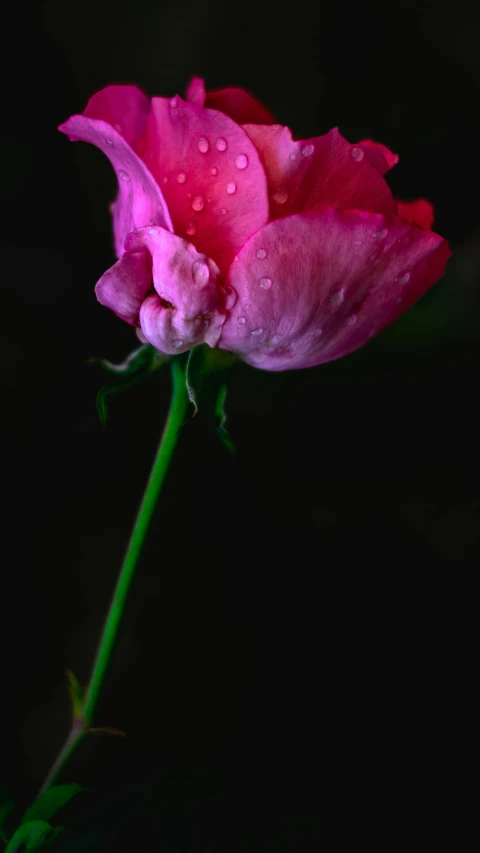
(251, 327, 264, 336)
(187, 192, 192, 198)
(351, 147, 364, 162)
(271, 334, 283, 344)
(191, 195, 205, 212)
(347, 315, 357, 326)
(289, 151, 298, 161)
(237, 316, 246, 326)
(375, 228, 388, 239)
(328, 288, 345, 307)
(396, 272, 411, 285)
(234, 255, 239, 262)
(118, 169, 130, 182)
(221, 207, 227, 215)
(162, 177, 168, 185)
(198, 137, 209, 153)
(272, 189, 288, 204)
(235, 153, 249, 170)
(216, 137, 227, 151)
(210, 166, 218, 176)
(259, 276, 272, 290)
(226, 182, 237, 195)
(105, 137, 113, 146)
(256, 248, 267, 259)
(176, 172, 187, 184)
(171, 339, 184, 348)
(302, 144, 314, 157)
(185, 221, 197, 236)
(170, 97, 178, 108)
(192, 259, 210, 285)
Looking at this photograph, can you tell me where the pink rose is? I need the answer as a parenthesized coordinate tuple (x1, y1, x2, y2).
(59, 78, 450, 371)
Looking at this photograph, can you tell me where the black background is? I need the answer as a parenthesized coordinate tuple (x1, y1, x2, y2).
(1, 0, 479, 849)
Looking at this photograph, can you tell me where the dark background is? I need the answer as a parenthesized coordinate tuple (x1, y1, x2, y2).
(1, 0, 479, 848)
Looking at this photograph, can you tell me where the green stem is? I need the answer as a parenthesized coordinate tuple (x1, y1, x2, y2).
(39, 358, 189, 795)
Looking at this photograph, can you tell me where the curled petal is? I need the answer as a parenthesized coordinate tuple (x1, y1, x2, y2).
(144, 96, 269, 270)
(358, 139, 399, 175)
(219, 209, 451, 371)
(83, 85, 151, 152)
(96, 250, 152, 324)
(125, 226, 228, 354)
(59, 116, 173, 257)
(244, 125, 396, 218)
(397, 198, 435, 230)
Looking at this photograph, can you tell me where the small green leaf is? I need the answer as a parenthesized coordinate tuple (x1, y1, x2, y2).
(21, 785, 85, 826)
(89, 343, 170, 425)
(5, 820, 62, 852)
(66, 670, 85, 722)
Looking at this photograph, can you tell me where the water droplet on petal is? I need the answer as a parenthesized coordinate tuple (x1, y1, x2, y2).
(302, 144, 314, 157)
(226, 182, 237, 195)
(216, 137, 227, 151)
(271, 334, 283, 344)
(170, 97, 178, 108)
(251, 327, 264, 336)
(114, 123, 122, 132)
(375, 228, 388, 239)
(105, 137, 113, 146)
(259, 276, 272, 290)
(353, 240, 362, 246)
(192, 195, 205, 212)
(237, 316, 246, 326)
(328, 288, 345, 307)
(198, 137, 209, 153)
(221, 208, 227, 215)
(172, 339, 184, 348)
(396, 272, 411, 285)
(235, 153, 248, 170)
(176, 172, 187, 184)
(347, 315, 357, 326)
(192, 259, 210, 285)
(256, 248, 267, 259)
(289, 151, 298, 161)
(210, 166, 218, 176)
(351, 147, 364, 161)
(185, 221, 197, 236)
(234, 255, 239, 262)
(162, 177, 168, 184)
(272, 189, 288, 204)
(118, 169, 130, 182)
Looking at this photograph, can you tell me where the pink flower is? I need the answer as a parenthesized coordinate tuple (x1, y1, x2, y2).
(59, 78, 451, 371)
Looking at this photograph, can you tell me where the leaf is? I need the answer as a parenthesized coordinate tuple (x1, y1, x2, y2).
(89, 343, 170, 426)
(21, 785, 85, 826)
(66, 670, 85, 723)
(179, 346, 237, 452)
(215, 381, 235, 454)
(5, 820, 63, 852)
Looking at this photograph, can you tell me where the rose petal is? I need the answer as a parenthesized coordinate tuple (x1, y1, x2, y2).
(397, 198, 435, 230)
(185, 76, 206, 107)
(95, 250, 152, 324)
(83, 85, 150, 152)
(205, 86, 275, 126)
(123, 226, 228, 353)
(143, 96, 269, 270)
(59, 115, 173, 258)
(243, 125, 397, 218)
(358, 139, 399, 175)
(219, 208, 451, 371)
